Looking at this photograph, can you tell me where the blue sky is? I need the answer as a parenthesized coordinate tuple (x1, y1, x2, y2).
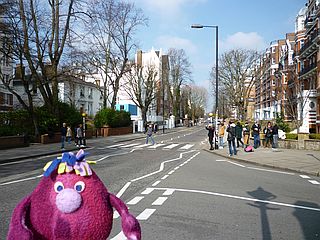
(129, 0, 305, 110)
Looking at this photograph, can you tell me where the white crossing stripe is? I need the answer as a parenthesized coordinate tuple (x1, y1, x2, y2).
(127, 196, 144, 205)
(107, 143, 126, 148)
(113, 211, 120, 219)
(121, 143, 140, 148)
(110, 231, 126, 240)
(152, 180, 161, 186)
(308, 180, 320, 185)
(163, 143, 179, 149)
(163, 189, 175, 195)
(134, 143, 150, 148)
(147, 143, 165, 149)
(300, 175, 311, 179)
(152, 197, 168, 206)
(141, 188, 154, 195)
(179, 144, 194, 150)
(136, 208, 156, 220)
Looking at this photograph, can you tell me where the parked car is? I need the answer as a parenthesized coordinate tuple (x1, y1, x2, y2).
(278, 129, 286, 139)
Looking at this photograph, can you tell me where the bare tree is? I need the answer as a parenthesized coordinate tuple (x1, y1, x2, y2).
(167, 48, 192, 120)
(211, 49, 261, 121)
(2, 0, 86, 115)
(80, 0, 148, 109)
(123, 63, 157, 123)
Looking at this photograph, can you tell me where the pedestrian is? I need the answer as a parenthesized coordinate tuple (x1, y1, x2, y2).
(218, 122, 225, 149)
(263, 121, 273, 148)
(145, 124, 155, 145)
(235, 121, 244, 148)
(251, 120, 261, 149)
(205, 124, 215, 150)
(66, 125, 72, 144)
(60, 123, 67, 150)
(243, 122, 250, 148)
(226, 120, 237, 156)
(76, 124, 84, 147)
(272, 123, 279, 150)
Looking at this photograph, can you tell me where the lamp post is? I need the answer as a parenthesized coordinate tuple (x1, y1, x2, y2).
(191, 24, 219, 148)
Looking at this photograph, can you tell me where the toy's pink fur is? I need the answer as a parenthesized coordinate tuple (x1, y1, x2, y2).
(7, 171, 141, 240)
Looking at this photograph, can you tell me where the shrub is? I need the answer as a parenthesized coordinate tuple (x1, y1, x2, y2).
(286, 133, 298, 140)
(94, 108, 131, 128)
(309, 134, 320, 140)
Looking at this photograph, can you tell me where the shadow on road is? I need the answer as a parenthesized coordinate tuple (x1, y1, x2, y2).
(247, 187, 280, 240)
(293, 201, 320, 240)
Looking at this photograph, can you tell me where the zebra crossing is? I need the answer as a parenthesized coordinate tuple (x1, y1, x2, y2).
(106, 142, 195, 151)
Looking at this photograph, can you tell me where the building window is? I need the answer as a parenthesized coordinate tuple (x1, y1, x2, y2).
(80, 87, 85, 97)
(88, 88, 93, 99)
(120, 105, 124, 110)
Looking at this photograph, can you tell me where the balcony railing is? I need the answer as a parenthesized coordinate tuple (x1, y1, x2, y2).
(299, 62, 317, 76)
(299, 29, 320, 56)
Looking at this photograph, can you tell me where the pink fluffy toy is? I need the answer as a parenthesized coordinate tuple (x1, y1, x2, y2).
(7, 149, 141, 240)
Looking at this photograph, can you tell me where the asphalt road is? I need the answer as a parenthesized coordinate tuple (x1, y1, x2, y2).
(1, 127, 320, 239)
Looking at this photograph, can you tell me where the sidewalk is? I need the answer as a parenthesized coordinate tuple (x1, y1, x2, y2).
(206, 145, 320, 177)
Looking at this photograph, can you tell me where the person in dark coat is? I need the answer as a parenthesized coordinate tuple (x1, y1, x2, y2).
(226, 120, 237, 156)
(251, 120, 261, 149)
(272, 123, 279, 149)
(205, 124, 215, 150)
(235, 121, 244, 148)
(263, 121, 273, 148)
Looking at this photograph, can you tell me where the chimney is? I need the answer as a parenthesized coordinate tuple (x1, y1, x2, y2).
(136, 50, 142, 66)
(14, 65, 25, 79)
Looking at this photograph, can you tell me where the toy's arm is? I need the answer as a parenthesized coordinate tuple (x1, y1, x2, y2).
(7, 196, 33, 240)
(110, 194, 141, 240)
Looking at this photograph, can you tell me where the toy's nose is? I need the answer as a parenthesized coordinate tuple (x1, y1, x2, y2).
(56, 188, 82, 213)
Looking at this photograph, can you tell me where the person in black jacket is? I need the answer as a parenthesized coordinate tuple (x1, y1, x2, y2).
(205, 124, 215, 150)
(226, 120, 237, 156)
(272, 123, 279, 149)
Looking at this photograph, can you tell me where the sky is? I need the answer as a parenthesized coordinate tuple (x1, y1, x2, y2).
(128, 0, 306, 111)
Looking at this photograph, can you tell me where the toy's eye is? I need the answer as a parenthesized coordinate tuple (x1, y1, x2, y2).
(54, 181, 64, 193)
(74, 181, 85, 193)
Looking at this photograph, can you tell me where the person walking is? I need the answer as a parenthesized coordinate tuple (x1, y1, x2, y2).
(76, 124, 84, 147)
(205, 124, 215, 150)
(145, 124, 155, 145)
(60, 123, 67, 150)
(226, 120, 237, 156)
(263, 121, 273, 148)
(66, 125, 72, 144)
(243, 122, 250, 148)
(235, 121, 244, 148)
(251, 120, 261, 149)
(272, 123, 279, 150)
(218, 122, 225, 149)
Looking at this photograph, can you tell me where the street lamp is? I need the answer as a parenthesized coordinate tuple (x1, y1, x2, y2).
(191, 24, 219, 148)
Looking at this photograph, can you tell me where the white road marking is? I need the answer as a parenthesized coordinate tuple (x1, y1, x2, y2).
(113, 211, 120, 219)
(308, 180, 320, 185)
(127, 196, 144, 205)
(152, 197, 168, 206)
(163, 143, 179, 149)
(300, 175, 311, 179)
(110, 231, 125, 240)
(0, 175, 42, 186)
(147, 143, 165, 149)
(174, 166, 179, 170)
(121, 143, 140, 148)
(161, 175, 169, 180)
(163, 189, 175, 195)
(168, 170, 175, 175)
(227, 161, 246, 168)
(153, 187, 320, 212)
(134, 143, 150, 148)
(136, 208, 156, 220)
(141, 188, 154, 195)
(152, 180, 161, 186)
(179, 144, 194, 150)
(247, 167, 295, 175)
(105, 143, 126, 148)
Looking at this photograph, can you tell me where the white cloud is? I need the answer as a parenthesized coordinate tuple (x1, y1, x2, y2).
(155, 35, 197, 54)
(220, 32, 267, 51)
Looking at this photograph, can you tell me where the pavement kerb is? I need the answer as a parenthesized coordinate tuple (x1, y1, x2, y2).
(203, 148, 320, 177)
